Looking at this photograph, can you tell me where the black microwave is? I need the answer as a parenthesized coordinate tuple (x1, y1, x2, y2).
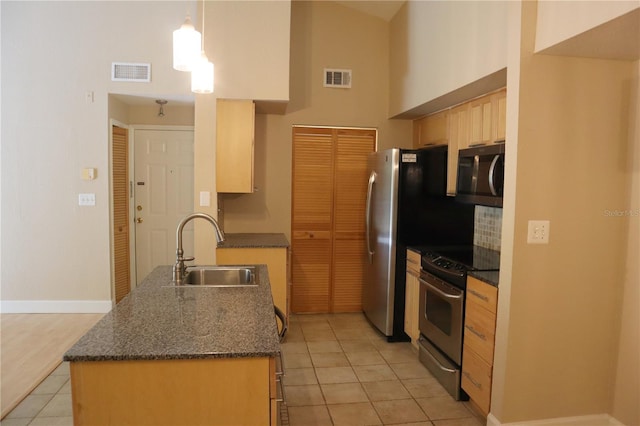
(456, 144, 505, 207)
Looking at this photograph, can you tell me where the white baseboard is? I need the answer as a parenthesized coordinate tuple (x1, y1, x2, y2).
(487, 413, 624, 426)
(1, 300, 113, 313)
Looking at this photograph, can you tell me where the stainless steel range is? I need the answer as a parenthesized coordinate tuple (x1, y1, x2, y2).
(416, 246, 500, 400)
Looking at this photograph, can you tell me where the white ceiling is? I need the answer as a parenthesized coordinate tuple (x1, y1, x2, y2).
(110, 93, 195, 107)
(333, 0, 405, 22)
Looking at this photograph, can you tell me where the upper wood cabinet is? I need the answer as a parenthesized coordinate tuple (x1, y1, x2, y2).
(468, 94, 493, 148)
(216, 99, 255, 193)
(466, 89, 507, 148)
(447, 103, 469, 195)
(492, 89, 507, 143)
(412, 88, 506, 195)
(413, 110, 449, 149)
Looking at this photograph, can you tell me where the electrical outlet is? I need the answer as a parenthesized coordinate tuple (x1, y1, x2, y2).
(78, 193, 96, 206)
(527, 220, 550, 244)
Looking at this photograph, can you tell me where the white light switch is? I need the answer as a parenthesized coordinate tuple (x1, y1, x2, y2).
(527, 220, 550, 244)
(199, 191, 211, 207)
(78, 193, 96, 206)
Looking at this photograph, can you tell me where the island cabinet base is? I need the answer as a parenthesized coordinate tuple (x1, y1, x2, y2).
(70, 357, 272, 426)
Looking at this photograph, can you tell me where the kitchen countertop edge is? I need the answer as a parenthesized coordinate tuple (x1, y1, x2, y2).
(63, 265, 281, 362)
(217, 233, 289, 249)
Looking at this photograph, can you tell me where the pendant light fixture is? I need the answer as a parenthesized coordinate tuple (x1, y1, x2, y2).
(155, 99, 168, 117)
(173, 13, 201, 72)
(191, 0, 214, 94)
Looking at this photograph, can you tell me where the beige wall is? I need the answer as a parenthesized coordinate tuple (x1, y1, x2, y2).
(204, 0, 290, 101)
(128, 105, 194, 126)
(491, 1, 635, 422)
(388, 1, 507, 118)
(612, 59, 640, 426)
(219, 1, 412, 241)
(1, 1, 195, 309)
(109, 97, 195, 127)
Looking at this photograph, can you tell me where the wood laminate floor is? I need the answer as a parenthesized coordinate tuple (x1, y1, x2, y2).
(0, 313, 103, 419)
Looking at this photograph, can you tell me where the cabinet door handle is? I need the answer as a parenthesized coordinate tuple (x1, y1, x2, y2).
(465, 324, 487, 341)
(463, 371, 482, 389)
(275, 375, 286, 402)
(468, 288, 489, 302)
(275, 353, 285, 377)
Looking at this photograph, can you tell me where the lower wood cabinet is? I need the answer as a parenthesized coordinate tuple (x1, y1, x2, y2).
(70, 357, 276, 425)
(404, 249, 421, 347)
(462, 276, 498, 417)
(217, 247, 289, 319)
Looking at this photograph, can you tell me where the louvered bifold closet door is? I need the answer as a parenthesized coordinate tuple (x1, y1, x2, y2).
(291, 127, 376, 313)
(112, 126, 131, 303)
(291, 127, 334, 313)
(332, 129, 375, 312)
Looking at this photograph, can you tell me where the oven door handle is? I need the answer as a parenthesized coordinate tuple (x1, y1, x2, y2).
(419, 337, 457, 373)
(418, 276, 463, 300)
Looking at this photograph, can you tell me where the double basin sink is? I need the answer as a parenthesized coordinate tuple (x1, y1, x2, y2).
(170, 266, 258, 288)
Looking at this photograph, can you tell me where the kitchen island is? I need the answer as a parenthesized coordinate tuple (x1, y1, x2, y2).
(64, 265, 282, 426)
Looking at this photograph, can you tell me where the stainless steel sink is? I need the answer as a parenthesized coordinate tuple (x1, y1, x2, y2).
(173, 266, 258, 287)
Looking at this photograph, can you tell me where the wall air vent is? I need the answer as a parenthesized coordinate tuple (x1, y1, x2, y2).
(111, 62, 151, 82)
(324, 68, 352, 88)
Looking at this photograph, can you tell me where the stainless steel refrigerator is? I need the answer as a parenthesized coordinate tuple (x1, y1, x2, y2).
(363, 148, 474, 341)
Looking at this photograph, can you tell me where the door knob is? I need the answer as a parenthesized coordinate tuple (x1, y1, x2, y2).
(136, 217, 143, 223)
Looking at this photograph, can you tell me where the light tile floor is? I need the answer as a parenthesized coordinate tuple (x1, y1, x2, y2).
(1, 312, 484, 426)
(1, 362, 72, 426)
(283, 313, 484, 426)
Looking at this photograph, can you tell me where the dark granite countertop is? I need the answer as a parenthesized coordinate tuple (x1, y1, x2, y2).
(64, 265, 280, 362)
(218, 233, 289, 248)
(468, 270, 500, 287)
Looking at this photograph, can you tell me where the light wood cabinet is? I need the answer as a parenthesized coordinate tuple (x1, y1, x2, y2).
(217, 247, 289, 319)
(467, 94, 494, 148)
(462, 276, 498, 417)
(216, 99, 255, 193)
(466, 89, 506, 148)
(412, 88, 506, 196)
(404, 249, 421, 347)
(491, 89, 507, 143)
(70, 357, 275, 425)
(447, 103, 469, 195)
(413, 109, 449, 149)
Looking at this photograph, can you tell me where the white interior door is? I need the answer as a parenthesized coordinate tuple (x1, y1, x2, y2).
(134, 129, 194, 284)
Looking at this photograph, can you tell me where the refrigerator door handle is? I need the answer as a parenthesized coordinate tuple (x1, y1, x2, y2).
(365, 171, 376, 263)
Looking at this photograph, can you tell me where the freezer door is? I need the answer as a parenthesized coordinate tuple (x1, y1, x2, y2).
(363, 149, 399, 336)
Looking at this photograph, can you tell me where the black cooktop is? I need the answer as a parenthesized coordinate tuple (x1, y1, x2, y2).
(412, 245, 501, 288)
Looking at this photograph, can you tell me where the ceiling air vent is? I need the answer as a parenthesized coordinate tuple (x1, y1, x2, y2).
(324, 68, 352, 88)
(111, 62, 151, 82)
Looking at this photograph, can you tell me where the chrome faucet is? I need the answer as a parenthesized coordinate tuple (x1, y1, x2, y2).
(172, 212, 226, 285)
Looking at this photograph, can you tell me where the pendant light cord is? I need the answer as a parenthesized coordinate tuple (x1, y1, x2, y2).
(201, 0, 205, 52)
